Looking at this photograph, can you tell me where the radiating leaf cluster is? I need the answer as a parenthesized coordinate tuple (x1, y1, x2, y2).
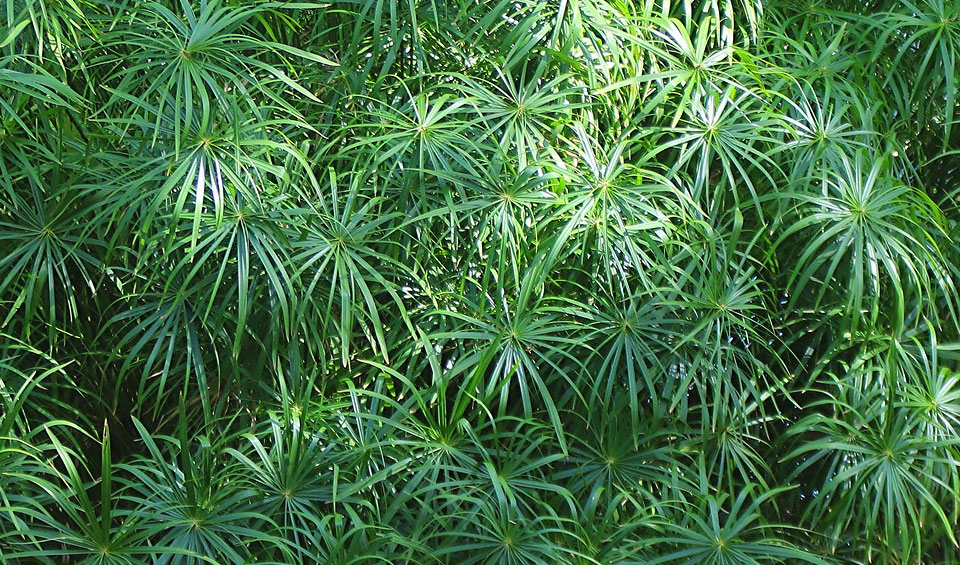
(2, 0, 960, 562)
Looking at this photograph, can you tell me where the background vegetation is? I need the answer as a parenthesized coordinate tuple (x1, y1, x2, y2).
(1, 0, 960, 562)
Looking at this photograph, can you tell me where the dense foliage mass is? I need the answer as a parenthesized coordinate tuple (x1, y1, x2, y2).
(1, 0, 960, 562)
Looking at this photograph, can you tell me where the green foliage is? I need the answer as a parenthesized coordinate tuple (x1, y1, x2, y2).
(1, 0, 959, 562)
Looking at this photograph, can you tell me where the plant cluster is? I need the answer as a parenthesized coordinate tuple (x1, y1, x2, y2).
(2, 0, 960, 562)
